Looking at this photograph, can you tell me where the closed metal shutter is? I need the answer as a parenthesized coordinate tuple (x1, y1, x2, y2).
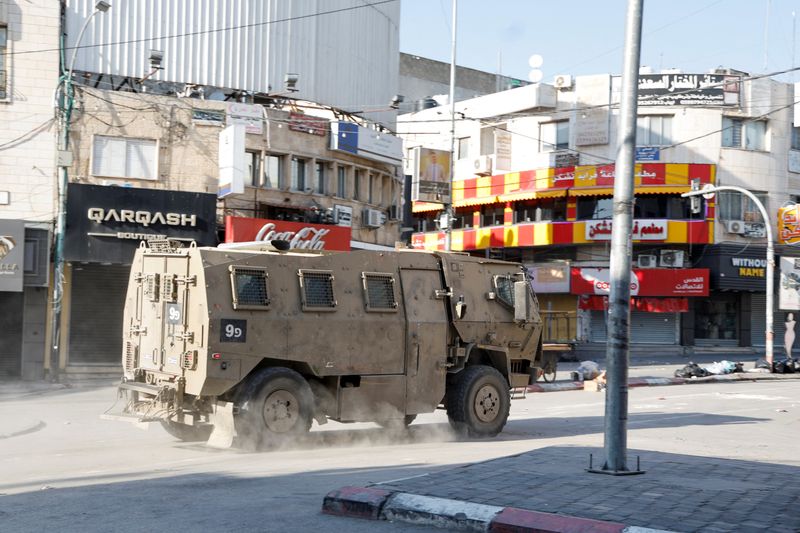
(0, 292, 23, 377)
(68, 264, 130, 364)
(589, 310, 678, 344)
(751, 294, 789, 351)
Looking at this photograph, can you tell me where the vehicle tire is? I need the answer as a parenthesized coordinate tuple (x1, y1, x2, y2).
(160, 420, 213, 442)
(446, 365, 510, 438)
(376, 415, 417, 430)
(235, 367, 314, 450)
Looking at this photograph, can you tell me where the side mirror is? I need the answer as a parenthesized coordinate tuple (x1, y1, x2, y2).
(514, 281, 531, 322)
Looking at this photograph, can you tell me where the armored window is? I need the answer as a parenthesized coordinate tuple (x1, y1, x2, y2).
(493, 275, 515, 309)
(160, 274, 177, 303)
(298, 269, 336, 311)
(144, 273, 160, 302)
(362, 272, 398, 312)
(230, 267, 270, 310)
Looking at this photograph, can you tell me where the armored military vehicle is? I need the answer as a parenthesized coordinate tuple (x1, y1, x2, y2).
(114, 239, 543, 448)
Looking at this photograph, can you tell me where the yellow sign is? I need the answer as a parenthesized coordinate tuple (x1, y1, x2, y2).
(779, 205, 800, 245)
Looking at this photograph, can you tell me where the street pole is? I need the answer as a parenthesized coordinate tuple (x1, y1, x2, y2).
(443, 0, 457, 252)
(596, 0, 644, 475)
(50, 1, 110, 381)
(682, 185, 775, 368)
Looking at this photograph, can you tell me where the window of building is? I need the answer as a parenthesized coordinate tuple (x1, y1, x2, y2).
(368, 174, 374, 204)
(481, 205, 505, 226)
(315, 162, 326, 194)
(337, 166, 347, 197)
(722, 117, 766, 150)
(264, 154, 283, 189)
(245, 151, 261, 187)
(92, 135, 157, 180)
(480, 127, 495, 156)
(291, 157, 307, 191)
(636, 115, 672, 146)
(717, 191, 767, 221)
(457, 137, 470, 160)
(0, 26, 7, 100)
(633, 195, 695, 219)
(576, 197, 613, 220)
(354, 169, 362, 200)
(792, 127, 800, 151)
(514, 198, 567, 223)
(540, 120, 569, 152)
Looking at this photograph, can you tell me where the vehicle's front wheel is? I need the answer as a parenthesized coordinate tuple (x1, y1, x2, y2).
(446, 365, 510, 438)
(235, 367, 314, 450)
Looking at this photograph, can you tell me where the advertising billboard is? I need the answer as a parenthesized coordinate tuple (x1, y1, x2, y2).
(412, 147, 451, 204)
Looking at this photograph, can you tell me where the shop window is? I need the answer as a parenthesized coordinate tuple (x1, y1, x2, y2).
(515, 198, 567, 223)
(540, 120, 569, 152)
(722, 117, 766, 151)
(717, 191, 767, 221)
(264, 154, 283, 189)
(337, 166, 347, 197)
(636, 115, 672, 146)
(694, 295, 738, 342)
(92, 135, 157, 180)
(481, 205, 505, 226)
(291, 157, 307, 191)
(633, 195, 696, 219)
(576, 197, 613, 220)
(0, 26, 7, 100)
(245, 151, 261, 187)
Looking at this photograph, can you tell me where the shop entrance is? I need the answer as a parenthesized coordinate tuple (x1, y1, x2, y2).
(694, 293, 739, 346)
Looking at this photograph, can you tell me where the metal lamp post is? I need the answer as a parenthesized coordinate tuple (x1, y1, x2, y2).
(682, 185, 775, 368)
(50, 0, 110, 381)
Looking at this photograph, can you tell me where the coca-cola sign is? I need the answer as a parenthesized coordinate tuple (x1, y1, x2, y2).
(225, 216, 351, 251)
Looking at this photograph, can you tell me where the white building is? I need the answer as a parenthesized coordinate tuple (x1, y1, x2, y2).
(0, 0, 58, 379)
(400, 69, 800, 355)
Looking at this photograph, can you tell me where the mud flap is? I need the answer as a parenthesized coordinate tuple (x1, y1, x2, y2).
(206, 401, 236, 449)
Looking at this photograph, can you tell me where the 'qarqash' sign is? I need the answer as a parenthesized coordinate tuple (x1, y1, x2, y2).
(0, 219, 25, 292)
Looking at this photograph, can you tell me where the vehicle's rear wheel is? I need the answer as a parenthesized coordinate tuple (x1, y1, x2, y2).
(235, 367, 314, 450)
(160, 420, 213, 442)
(446, 365, 510, 438)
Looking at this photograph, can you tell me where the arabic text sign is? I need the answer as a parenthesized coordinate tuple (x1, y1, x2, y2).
(571, 267, 709, 297)
(779, 205, 800, 245)
(585, 219, 668, 241)
(638, 74, 740, 107)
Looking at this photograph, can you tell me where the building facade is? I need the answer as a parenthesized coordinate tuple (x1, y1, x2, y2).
(0, 0, 58, 379)
(401, 70, 800, 354)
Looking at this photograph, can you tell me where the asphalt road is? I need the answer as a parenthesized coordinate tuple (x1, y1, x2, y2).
(0, 379, 797, 532)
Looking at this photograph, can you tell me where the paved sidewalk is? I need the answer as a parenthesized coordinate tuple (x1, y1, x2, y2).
(325, 446, 800, 532)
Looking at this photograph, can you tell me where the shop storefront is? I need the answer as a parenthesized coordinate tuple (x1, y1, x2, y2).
(693, 244, 768, 348)
(571, 267, 709, 345)
(61, 184, 217, 371)
(0, 220, 25, 377)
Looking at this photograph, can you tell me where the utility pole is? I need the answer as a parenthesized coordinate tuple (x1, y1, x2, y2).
(443, 0, 457, 251)
(50, 1, 110, 382)
(590, 0, 645, 476)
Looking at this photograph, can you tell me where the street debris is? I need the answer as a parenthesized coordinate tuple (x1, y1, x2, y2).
(674, 360, 744, 378)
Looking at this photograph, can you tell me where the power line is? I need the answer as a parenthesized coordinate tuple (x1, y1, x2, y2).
(7, 0, 398, 58)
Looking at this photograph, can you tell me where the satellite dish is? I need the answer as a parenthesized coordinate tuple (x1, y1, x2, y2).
(528, 54, 544, 68)
(528, 69, 543, 83)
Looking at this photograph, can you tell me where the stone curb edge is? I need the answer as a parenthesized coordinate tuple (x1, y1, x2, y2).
(524, 373, 800, 393)
(322, 485, 676, 533)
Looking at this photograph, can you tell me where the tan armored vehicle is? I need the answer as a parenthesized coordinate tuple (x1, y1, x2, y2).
(115, 239, 543, 448)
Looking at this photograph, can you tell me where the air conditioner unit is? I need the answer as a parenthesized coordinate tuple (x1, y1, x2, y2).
(553, 74, 573, 89)
(638, 255, 657, 268)
(363, 208, 383, 228)
(726, 220, 745, 234)
(660, 250, 685, 268)
(473, 155, 492, 176)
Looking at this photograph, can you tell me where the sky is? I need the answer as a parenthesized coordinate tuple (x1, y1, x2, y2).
(399, 0, 800, 83)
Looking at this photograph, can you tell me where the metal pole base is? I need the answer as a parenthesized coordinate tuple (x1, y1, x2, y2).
(586, 453, 646, 476)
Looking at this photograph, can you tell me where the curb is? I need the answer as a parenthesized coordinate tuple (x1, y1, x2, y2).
(322, 486, 676, 533)
(524, 373, 800, 393)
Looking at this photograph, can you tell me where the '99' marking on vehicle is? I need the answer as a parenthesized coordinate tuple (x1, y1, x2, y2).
(220, 319, 247, 342)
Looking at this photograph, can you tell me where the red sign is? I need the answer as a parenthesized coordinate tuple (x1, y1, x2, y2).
(579, 295, 689, 313)
(288, 112, 329, 136)
(571, 267, 709, 297)
(225, 215, 351, 251)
